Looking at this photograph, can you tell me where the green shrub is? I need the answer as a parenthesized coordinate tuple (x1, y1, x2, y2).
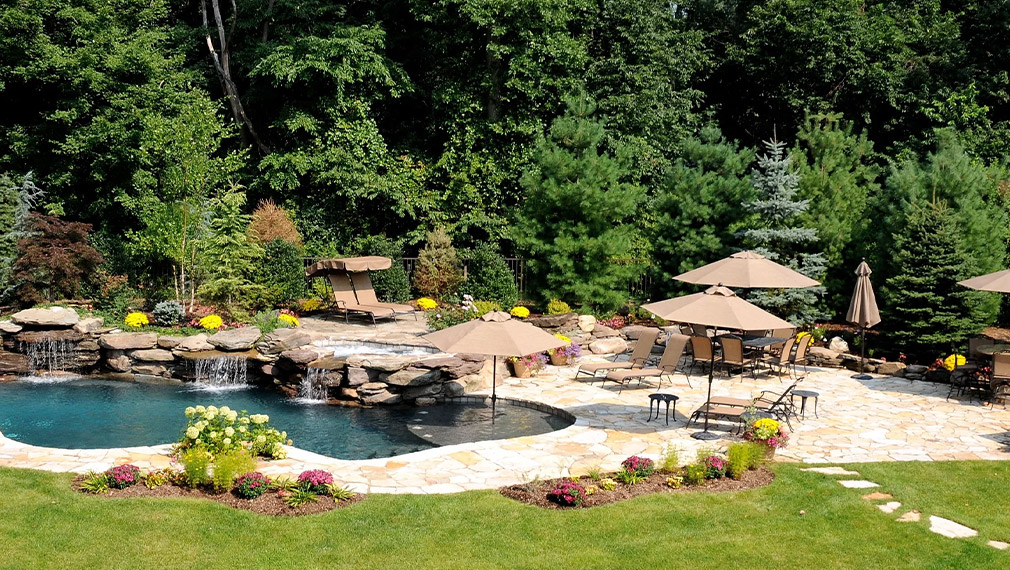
(471, 300, 502, 317)
(425, 304, 472, 331)
(615, 468, 644, 485)
(684, 464, 707, 486)
(284, 487, 319, 507)
(326, 483, 356, 501)
(153, 300, 184, 326)
(742, 442, 767, 470)
(726, 443, 749, 480)
(546, 299, 571, 315)
(175, 405, 289, 460)
(80, 471, 110, 494)
(211, 449, 257, 492)
(412, 228, 464, 298)
(253, 239, 305, 307)
(586, 465, 603, 481)
(462, 243, 518, 308)
(659, 445, 680, 473)
(356, 235, 410, 303)
(178, 447, 213, 488)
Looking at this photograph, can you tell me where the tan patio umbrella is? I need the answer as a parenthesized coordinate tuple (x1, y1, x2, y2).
(641, 285, 795, 439)
(958, 269, 1010, 293)
(674, 251, 820, 289)
(423, 311, 568, 404)
(845, 260, 881, 380)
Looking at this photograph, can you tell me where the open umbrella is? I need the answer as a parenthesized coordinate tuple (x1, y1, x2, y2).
(675, 251, 820, 289)
(958, 269, 1010, 293)
(422, 311, 567, 404)
(642, 285, 795, 439)
(845, 260, 881, 380)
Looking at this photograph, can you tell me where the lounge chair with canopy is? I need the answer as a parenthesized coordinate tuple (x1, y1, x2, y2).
(306, 256, 407, 324)
(349, 272, 417, 320)
(326, 272, 395, 324)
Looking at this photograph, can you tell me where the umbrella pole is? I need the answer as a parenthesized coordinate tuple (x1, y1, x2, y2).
(852, 326, 872, 380)
(692, 360, 719, 441)
(491, 356, 497, 424)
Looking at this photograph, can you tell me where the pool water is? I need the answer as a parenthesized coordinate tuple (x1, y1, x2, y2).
(0, 378, 572, 459)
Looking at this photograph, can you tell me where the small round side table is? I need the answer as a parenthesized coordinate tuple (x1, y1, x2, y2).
(790, 389, 820, 419)
(647, 393, 679, 425)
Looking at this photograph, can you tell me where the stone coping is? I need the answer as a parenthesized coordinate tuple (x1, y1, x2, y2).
(3, 358, 1010, 494)
(309, 338, 440, 355)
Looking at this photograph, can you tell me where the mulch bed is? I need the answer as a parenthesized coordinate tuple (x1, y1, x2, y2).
(500, 467, 774, 509)
(71, 475, 364, 516)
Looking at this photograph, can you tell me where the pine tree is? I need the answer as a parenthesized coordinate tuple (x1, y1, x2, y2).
(412, 228, 464, 299)
(515, 95, 645, 312)
(462, 243, 519, 309)
(739, 139, 826, 324)
(197, 186, 265, 307)
(885, 201, 985, 357)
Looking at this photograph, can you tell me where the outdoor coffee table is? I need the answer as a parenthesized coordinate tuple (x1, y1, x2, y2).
(790, 389, 819, 419)
(647, 393, 679, 425)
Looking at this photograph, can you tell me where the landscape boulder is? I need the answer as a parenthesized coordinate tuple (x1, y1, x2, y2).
(0, 352, 29, 374)
(591, 324, 620, 338)
(157, 336, 184, 349)
(174, 334, 214, 352)
(12, 307, 79, 328)
(578, 315, 597, 333)
(385, 367, 441, 387)
(828, 336, 850, 353)
(529, 313, 578, 331)
(99, 332, 158, 350)
(621, 325, 657, 341)
(73, 317, 104, 334)
(877, 361, 906, 376)
(16, 329, 83, 343)
(589, 337, 628, 355)
(104, 351, 131, 372)
(256, 328, 312, 355)
(208, 327, 262, 351)
(278, 349, 320, 367)
(128, 349, 176, 362)
(0, 321, 21, 334)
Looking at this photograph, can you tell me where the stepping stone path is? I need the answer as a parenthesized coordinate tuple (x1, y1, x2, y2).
(803, 466, 1005, 550)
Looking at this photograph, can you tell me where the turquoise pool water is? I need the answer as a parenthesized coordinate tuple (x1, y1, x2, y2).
(0, 378, 572, 459)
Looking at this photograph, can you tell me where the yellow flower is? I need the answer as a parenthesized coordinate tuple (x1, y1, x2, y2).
(185, 427, 199, 439)
(278, 313, 299, 327)
(943, 354, 966, 372)
(301, 298, 323, 312)
(199, 314, 223, 330)
(553, 333, 571, 344)
(124, 312, 149, 328)
(417, 297, 437, 310)
(510, 306, 530, 319)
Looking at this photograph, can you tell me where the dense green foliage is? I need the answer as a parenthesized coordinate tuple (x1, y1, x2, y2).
(1, 0, 1009, 332)
(412, 228, 464, 299)
(462, 243, 519, 308)
(253, 239, 306, 307)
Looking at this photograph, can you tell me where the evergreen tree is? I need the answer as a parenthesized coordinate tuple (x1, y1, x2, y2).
(197, 187, 264, 307)
(0, 172, 44, 292)
(885, 201, 986, 357)
(739, 139, 826, 324)
(792, 112, 879, 314)
(412, 228, 464, 299)
(515, 96, 645, 312)
(651, 125, 757, 298)
(462, 243, 519, 309)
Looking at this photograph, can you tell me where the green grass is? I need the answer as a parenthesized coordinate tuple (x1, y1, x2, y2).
(0, 463, 1005, 569)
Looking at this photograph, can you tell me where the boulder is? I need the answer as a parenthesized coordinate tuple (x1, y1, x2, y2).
(0, 321, 22, 334)
(16, 329, 83, 343)
(157, 336, 185, 349)
(589, 337, 628, 355)
(131, 363, 169, 376)
(345, 354, 414, 372)
(828, 336, 850, 353)
(77, 339, 100, 352)
(578, 314, 597, 333)
(346, 367, 374, 387)
(443, 380, 465, 397)
(0, 352, 29, 374)
(307, 356, 346, 371)
(128, 349, 176, 362)
(174, 334, 214, 352)
(528, 313, 578, 330)
(73, 317, 104, 334)
(591, 324, 620, 338)
(279, 349, 319, 366)
(98, 332, 158, 350)
(906, 364, 928, 374)
(256, 328, 312, 355)
(339, 387, 359, 400)
(413, 356, 465, 370)
(385, 367, 441, 387)
(877, 361, 906, 376)
(443, 361, 484, 379)
(415, 397, 437, 407)
(260, 364, 276, 376)
(622, 325, 658, 341)
(361, 390, 401, 405)
(104, 350, 131, 372)
(358, 381, 389, 393)
(808, 346, 840, 360)
(402, 383, 443, 400)
(208, 327, 262, 351)
(12, 307, 79, 328)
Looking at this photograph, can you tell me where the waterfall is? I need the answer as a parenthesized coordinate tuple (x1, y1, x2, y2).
(19, 338, 78, 374)
(193, 355, 248, 387)
(298, 367, 328, 401)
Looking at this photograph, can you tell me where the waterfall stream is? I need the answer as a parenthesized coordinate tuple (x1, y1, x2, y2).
(19, 338, 78, 374)
(193, 355, 248, 387)
(298, 367, 328, 401)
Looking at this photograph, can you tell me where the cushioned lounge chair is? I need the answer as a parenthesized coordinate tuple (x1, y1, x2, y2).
(327, 274, 396, 325)
(602, 334, 692, 394)
(576, 329, 659, 382)
(349, 272, 417, 320)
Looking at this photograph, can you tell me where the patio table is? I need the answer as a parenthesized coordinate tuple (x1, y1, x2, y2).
(976, 345, 1010, 355)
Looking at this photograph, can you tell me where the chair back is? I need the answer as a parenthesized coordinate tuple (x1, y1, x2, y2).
(793, 334, 813, 363)
(628, 329, 660, 366)
(678, 323, 693, 336)
(969, 337, 996, 359)
(776, 337, 796, 365)
(772, 328, 796, 339)
(765, 381, 799, 408)
(994, 353, 1010, 380)
(327, 274, 358, 308)
(690, 336, 714, 363)
(350, 272, 380, 305)
(691, 324, 709, 337)
(718, 336, 744, 365)
(744, 330, 769, 338)
(659, 334, 690, 373)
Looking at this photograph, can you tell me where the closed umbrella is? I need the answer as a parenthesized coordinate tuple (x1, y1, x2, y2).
(423, 311, 568, 405)
(845, 260, 881, 380)
(675, 251, 820, 289)
(642, 285, 795, 439)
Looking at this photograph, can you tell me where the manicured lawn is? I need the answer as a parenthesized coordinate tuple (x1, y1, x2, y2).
(0, 462, 1005, 569)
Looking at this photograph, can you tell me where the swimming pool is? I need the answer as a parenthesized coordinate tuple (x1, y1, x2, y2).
(0, 377, 573, 459)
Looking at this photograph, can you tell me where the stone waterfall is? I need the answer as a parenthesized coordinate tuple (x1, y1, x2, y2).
(297, 367, 328, 401)
(193, 355, 248, 386)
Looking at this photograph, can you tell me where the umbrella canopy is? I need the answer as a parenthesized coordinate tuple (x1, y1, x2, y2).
(423, 311, 567, 358)
(845, 261, 881, 329)
(641, 285, 794, 330)
(674, 251, 820, 289)
(305, 256, 392, 277)
(958, 269, 1010, 293)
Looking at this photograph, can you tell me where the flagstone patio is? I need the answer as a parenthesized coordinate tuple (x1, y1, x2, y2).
(2, 354, 1009, 493)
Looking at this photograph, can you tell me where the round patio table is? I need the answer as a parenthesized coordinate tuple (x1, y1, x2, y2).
(977, 345, 1010, 355)
(790, 389, 819, 419)
(647, 393, 679, 425)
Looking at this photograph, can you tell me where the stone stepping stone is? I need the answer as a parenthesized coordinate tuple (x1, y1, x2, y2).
(987, 540, 1009, 550)
(896, 510, 921, 522)
(801, 467, 861, 476)
(862, 492, 893, 501)
(839, 480, 880, 489)
(928, 516, 978, 539)
(878, 501, 901, 514)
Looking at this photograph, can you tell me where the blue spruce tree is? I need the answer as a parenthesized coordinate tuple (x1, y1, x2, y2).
(739, 139, 826, 324)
